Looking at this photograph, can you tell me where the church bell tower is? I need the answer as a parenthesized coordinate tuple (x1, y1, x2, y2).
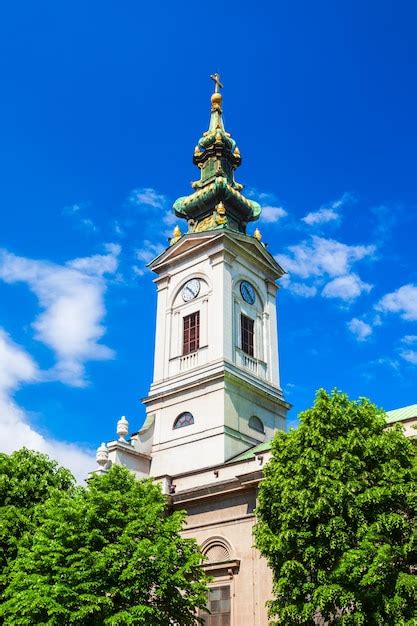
(141, 75, 289, 477)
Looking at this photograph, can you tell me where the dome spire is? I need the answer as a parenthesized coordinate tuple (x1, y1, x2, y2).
(208, 72, 225, 133)
(208, 74, 224, 133)
(172, 74, 261, 236)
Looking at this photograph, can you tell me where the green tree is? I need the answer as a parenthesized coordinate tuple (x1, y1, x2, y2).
(254, 389, 416, 625)
(0, 448, 74, 601)
(1, 464, 209, 625)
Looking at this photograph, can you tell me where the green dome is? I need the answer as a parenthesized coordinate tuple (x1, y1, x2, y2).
(172, 77, 261, 236)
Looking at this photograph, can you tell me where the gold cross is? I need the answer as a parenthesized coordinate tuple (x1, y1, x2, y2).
(210, 73, 223, 93)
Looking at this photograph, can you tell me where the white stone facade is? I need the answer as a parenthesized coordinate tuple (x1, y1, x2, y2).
(143, 230, 289, 477)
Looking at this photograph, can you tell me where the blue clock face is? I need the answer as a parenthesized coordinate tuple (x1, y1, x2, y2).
(240, 281, 256, 304)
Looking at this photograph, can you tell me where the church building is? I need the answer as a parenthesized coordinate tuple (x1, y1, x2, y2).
(93, 76, 416, 625)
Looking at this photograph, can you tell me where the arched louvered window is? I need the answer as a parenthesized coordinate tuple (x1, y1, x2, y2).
(249, 415, 264, 433)
(204, 542, 231, 563)
(173, 411, 194, 429)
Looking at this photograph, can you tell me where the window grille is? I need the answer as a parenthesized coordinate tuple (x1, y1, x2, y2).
(241, 314, 254, 356)
(183, 311, 200, 355)
(200, 586, 231, 626)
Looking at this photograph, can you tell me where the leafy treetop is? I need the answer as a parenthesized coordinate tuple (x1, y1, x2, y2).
(0, 448, 74, 599)
(1, 464, 209, 625)
(254, 389, 416, 626)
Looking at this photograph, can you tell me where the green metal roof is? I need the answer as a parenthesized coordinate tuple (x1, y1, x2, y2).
(385, 404, 417, 424)
(228, 440, 273, 463)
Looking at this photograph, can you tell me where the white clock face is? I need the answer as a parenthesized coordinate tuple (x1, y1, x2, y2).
(240, 280, 256, 304)
(182, 279, 200, 302)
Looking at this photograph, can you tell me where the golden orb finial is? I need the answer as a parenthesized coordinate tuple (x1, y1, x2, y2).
(173, 225, 181, 239)
(254, 228, 262, 241)
(211, 91, 222, 109)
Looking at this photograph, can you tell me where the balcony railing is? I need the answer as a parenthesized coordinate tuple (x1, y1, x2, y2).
(168, 345, 208, 376)
(235, 348, 267, 379)
(179, 351, 199, 371)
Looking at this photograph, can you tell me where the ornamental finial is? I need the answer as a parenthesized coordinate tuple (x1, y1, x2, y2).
(210, 72, 223, 93)
(210, 72, 223, 110)
(116, 415, 129, 442)
(170, 224, 182, 246)
(96, 442, 109, 467)
(254, 228, 262, 241)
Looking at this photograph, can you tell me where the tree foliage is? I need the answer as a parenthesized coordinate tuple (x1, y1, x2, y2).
(254, 389, 416, 625)
(0, 464, 208, 625)
(0, 448, 74, 601)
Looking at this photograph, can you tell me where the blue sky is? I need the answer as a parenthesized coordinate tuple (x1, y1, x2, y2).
(0, 1, 416, 479)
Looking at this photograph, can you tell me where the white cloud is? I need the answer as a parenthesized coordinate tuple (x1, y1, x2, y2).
(62, 202, 84, 215)
(287, 282, 317, 298)
(376, 284, 417, 321)
(68, 243, 121, 276)
(260, 205, 288, 223)
(132, 266, 145, 277)
(244, 189, 288, 223)
(278, 236, 375, 280)
(112, 220, 125, 237)
(127, 187, 176, 233)
(301, 192, 355, 226)
(401, 335, 417, 345)
(330, 192, 356, 210)
(128, 187, 167, 210)
(399, 349, 417, 365)
(302, 208, 339, 225)
(322, 274, 373, 301)
(246, 189, 275, 202)
(0, 328, 39, 390)
(0, 245, 120, 387)
(0, 242, 119, 480)
(163, 212, 177, 226)
(0, 329, 93, 483)
(80, 218, 98, 232)
(277, 235, 374, 301)
(371, 357, 400, 371)
(133, 241, 165, 276)
(372, 314, 383, 326)
(62, 202, 98, 233)
(347, 317, 373, 341)
(127, 187, 171, 274)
